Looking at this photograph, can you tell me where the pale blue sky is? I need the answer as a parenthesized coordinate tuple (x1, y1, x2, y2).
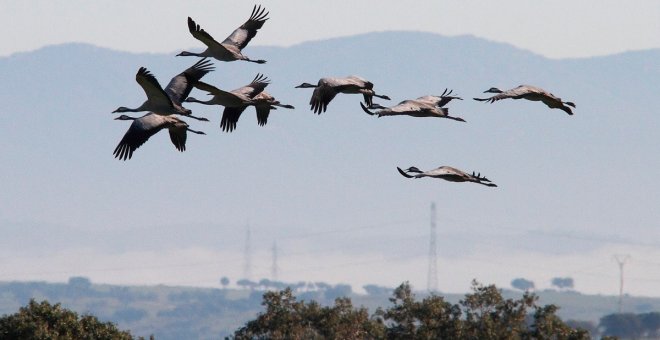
(2, 0, 660, 58)
(2, 1, 660, 297)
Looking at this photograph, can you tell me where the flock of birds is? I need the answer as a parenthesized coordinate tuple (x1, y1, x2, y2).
(112, 5, 576, 188)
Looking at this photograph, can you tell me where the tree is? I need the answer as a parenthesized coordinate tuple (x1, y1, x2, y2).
(363, 284, 391, 296)
(600, 313, 643, 338)
(324, 283, 352, 300)
(230, 288, 383, 339)
(0, 299, 142, 340)
(375, 282, 462, 339)
(220, 276, 230, 288)
(511, 278, 535, 291)
(67, 276, 92, 290)
(641, 312, 660, 338)
(551, 277, 575, 290)
(236, 279, 257, 290)
(599, 312, 660, 339)
(231, 281, 590, 339)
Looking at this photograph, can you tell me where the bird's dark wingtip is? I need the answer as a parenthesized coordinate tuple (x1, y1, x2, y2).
(397, 167, 414, 178)
(360, 102, 375, 115)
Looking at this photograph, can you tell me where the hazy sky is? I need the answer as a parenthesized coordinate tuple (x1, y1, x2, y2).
(2, 0, 660, 59)
(2, 1, 660, 300)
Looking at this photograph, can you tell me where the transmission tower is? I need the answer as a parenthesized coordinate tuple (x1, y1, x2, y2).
(613, 254, 630, 313)
(271, 241, 279, 281)
(427, 202, 438, 292)
(243, 224, 252, 280)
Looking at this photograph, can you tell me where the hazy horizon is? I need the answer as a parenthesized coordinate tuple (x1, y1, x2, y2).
(2, 25, 659, 298)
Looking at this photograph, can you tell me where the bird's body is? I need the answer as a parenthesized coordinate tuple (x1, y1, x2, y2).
(361, 90, 465, 122)
(178, 5, 268, 64)
(397, 166, 497, 187)
(113, 114, 205, 161)
(113, 59, 214, 121)
(474, 85, 575, 115)
(295, 76, 390, 114)
(252, 91, 295, 127)
(185, 74, 272, 132)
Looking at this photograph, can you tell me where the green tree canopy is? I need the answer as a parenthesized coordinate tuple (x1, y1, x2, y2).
(230, 281, 591, 339)
(0, 299, 142, 340)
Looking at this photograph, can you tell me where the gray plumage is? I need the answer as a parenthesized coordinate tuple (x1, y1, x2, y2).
(295, 76, 390, 114)
(178, 5, 268, 64)
(474, 85, 576, 115)
(113, 58, 214, 121)
(251, 91, 295, 127)
(360, 89, 465, 122)
(184, 74, 271, 132)
(397, 166, 497, 187)
(113, 114, 205, 161)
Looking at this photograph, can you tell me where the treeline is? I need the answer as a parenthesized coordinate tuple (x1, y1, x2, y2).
(599, 312, 660, 339)
(2, 278, 659, 339)
(3, 281, 591, 339)
(230, 281, 591, 339)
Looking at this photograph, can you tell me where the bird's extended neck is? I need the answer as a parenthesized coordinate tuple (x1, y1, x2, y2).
(295, 82, 318, 89)
(184, 97, 211, 105)
(244, 57, 267, 64)
(112, 107, 140, 113)
(177, 51, 203, 57)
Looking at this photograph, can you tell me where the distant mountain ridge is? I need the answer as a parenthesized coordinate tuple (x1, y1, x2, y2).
(1, 31, 659, 296)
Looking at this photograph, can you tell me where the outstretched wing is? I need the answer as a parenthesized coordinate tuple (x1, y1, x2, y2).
(165, 58, 215, 103)
(168, 125, 188, 152)
(255, 105, 273, 126)
(479, 85, 538, 103)
(433, 89, 463, 107)
(187, 17, 224, 50)
(136, 67, 173, 109)
(220, 106, 249, 132)
(397, 167, 415, 178)
(310, 84, 338, 114)
(233, 73, 270, 98)
(193, 80, 246, 103)
(113, 114, 167, 161)
(221, 5, 269, 50)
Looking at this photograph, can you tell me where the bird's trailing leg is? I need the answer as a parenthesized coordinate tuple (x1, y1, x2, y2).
(184, 114, 210, 122)
(186, 128, 206, 135)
